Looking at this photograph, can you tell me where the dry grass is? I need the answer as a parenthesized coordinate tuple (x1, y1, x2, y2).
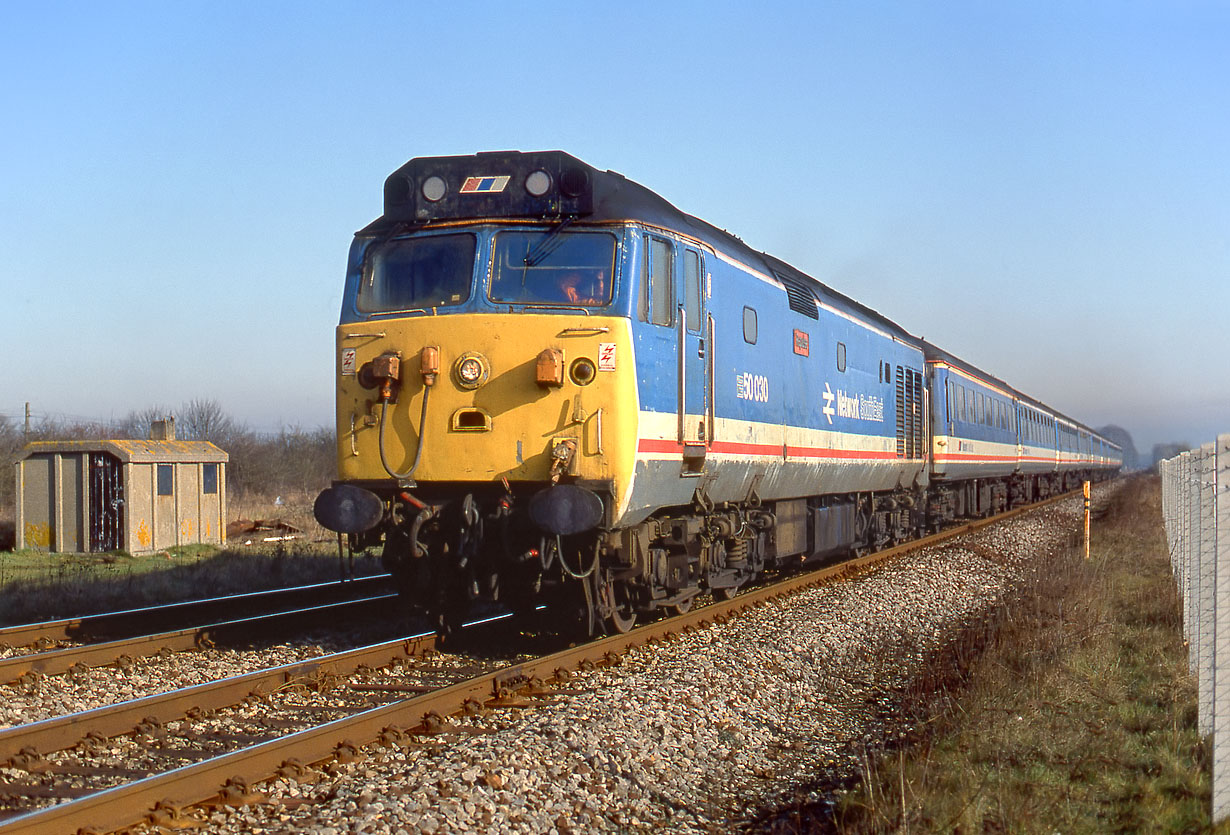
(228, 489, 334, 543)
(811, 476, 1220, 834)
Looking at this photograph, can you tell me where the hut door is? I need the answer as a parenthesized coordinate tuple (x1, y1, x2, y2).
(89, 453, 124, 552)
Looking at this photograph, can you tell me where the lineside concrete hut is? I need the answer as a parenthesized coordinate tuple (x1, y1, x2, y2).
(14, 421, 228, 553)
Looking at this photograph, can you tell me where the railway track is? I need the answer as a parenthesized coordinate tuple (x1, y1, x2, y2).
(0, 581, 400, 687)
(0, 574, 394, 651)
(0, 490, 1079, 834)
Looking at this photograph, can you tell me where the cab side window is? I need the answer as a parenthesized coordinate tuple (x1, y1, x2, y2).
(642, 236, 674, 326)
(683, 249, 702, 333)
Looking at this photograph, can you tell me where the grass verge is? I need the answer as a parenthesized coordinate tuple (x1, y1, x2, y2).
(767, 476, 1218, 833)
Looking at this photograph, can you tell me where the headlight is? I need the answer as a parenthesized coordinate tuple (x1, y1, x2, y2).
(422, 175, 447, 202)
(525, 170, 552, 197)
(570, 357, 597, 386)
(454, 352, 490, 389)
(458, 358, 482, 383)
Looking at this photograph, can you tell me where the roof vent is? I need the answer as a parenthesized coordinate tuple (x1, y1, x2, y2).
(775, 272, 819, 320)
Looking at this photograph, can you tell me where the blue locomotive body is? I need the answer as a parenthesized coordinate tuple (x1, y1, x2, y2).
(316, 150, 1121, 636)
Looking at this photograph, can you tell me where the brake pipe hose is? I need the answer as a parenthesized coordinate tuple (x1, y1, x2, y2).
(378, 386, 431, 483)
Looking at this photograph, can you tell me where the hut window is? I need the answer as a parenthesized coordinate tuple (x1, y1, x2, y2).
(157, 464, 173, 496)
(203, 464, 218, 494)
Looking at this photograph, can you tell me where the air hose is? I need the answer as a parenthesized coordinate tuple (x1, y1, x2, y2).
(378, 385, 431, 483)
(555, 535, 600, 580)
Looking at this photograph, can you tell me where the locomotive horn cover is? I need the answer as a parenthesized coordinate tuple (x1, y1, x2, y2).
(528, 484, 604, 535)
(314, 484, 385, 534)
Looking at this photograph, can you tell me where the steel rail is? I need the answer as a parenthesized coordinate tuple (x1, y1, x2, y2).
(0, 594, 399, 685)
(0, 632, 437, 766)
(0, 489, 1082, 835)
(0, 574, 393, 649)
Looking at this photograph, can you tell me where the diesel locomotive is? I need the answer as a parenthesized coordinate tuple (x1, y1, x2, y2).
(313, 150, 1122, 636)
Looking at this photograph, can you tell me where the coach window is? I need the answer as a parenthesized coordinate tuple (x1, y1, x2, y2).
(642, 236, 674, 326)
(683, 249, 702, 332)
(743, 306, 758, 344)
(836, 342, 846, 372)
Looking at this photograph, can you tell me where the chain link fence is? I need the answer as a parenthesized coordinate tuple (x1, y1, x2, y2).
(1160, 435, 1230, 821)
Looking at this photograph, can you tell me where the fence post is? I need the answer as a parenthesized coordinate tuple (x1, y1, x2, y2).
(1179, 453, 1188, 642)
(1185, 451, 1196, 672)
(1214, 435, 1230, 821)
(1166, 459, 1175, 577)
(1201, 444, 1216, 735)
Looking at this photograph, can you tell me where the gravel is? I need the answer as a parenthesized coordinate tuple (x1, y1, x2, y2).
(1, 486, 1117, 833)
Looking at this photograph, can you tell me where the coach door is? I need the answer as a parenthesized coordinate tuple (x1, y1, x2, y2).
(678, 248, 709, 471)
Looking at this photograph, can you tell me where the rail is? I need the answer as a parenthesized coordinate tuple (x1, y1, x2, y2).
(0, 574, 393, 649)
(0, 593, 398, 685)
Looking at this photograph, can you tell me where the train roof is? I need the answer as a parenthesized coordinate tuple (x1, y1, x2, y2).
(365, 150, 1115, 449)
(362, 150, 919, 345)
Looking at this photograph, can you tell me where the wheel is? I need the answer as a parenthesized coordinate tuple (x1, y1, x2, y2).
(713, 584, 741, 601)
(669, 597, 693, 616)
(594, 569, 637, 635)
(606, 604, 637, 634)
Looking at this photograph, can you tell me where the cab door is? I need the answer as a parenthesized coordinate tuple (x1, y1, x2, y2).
(678, 248, 709, 458)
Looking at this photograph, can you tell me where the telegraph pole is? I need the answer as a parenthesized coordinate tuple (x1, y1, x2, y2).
(24, 402, 30, 441)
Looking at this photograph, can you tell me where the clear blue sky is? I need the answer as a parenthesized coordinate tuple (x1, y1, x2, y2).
(2, 1, 1227, 456)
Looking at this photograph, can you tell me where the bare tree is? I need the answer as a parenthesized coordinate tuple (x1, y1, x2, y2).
(113, 405, 173, 440)
(178, 398, 237, 445)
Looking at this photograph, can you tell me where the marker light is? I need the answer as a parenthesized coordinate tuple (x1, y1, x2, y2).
(525, 170, 552, 197)
(454, 352, 490, 389)
(422, 176, 447, 202)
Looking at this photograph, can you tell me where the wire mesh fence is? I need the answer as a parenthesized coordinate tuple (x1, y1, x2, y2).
(1161, 435, 1230, 821)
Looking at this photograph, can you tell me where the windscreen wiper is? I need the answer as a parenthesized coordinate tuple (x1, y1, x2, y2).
(523, 218, 575, 267)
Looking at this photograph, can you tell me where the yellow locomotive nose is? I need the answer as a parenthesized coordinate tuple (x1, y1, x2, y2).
(334, 314, 635, 507)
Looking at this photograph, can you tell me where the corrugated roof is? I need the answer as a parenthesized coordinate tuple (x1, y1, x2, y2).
(19, 439, 228, 464)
